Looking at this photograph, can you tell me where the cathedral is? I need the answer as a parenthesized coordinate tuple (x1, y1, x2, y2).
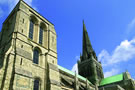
(0, 0, 135, 90)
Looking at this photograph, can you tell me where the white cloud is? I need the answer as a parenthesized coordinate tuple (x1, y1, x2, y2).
(72, 38, 135, 77)
(24, 0, 32, 5)
(71, 63, 78, 74)
(0, 0, 32, 5)
(75, 55, 80, 60)
(0, 0, 7, 4)
(126, 18, 135, 36)
(33, 7, 38, 11)
(9, 0, 33, 11)
(104, 68, 119, 78)
(0, 0, 33, 12)
(71, 55, 80, 73)
(0, 8, 3, 17)
(98, 38, 135, 66)
(133, 76, 135, 80)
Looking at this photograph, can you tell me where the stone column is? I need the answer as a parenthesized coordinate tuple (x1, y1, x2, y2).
(74, 72, 79, 90)
(33, 23, 39, 43)
(86, 79, 89, 90)
(43, 28, 48, 48)
(48, 62, 61, 90)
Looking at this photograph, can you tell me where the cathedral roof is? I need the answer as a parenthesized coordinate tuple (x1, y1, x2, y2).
(58, 65, 93, 85)
(100, 73, 123, 86)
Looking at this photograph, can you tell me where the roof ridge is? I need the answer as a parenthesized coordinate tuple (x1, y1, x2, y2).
(58, 65, 93, 85)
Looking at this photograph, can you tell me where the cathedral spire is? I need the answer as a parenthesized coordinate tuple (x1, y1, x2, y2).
(82, 21, 93, 60)
(78, 21, 104, 85)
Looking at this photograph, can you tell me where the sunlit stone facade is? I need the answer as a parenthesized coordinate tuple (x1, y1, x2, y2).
(0, 0, 135, 90)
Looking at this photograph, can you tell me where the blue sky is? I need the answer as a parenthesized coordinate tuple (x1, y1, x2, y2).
(0, 0, 135, 79)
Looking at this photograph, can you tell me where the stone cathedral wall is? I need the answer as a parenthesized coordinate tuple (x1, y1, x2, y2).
(0, 0, 61, 90)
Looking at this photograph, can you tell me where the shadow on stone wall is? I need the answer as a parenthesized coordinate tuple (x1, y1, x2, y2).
(1, 54, 10, 89)
(0, 52, 16, 90)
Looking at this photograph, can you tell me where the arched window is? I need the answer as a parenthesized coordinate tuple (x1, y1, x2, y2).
(33, 78, 40, 90)
(29, 20, 34, 39)
(33, 49, 39, 64)
(39, 26, 43, 44)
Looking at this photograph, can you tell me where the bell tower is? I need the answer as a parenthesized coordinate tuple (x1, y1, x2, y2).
(78, 21, 104, 85)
